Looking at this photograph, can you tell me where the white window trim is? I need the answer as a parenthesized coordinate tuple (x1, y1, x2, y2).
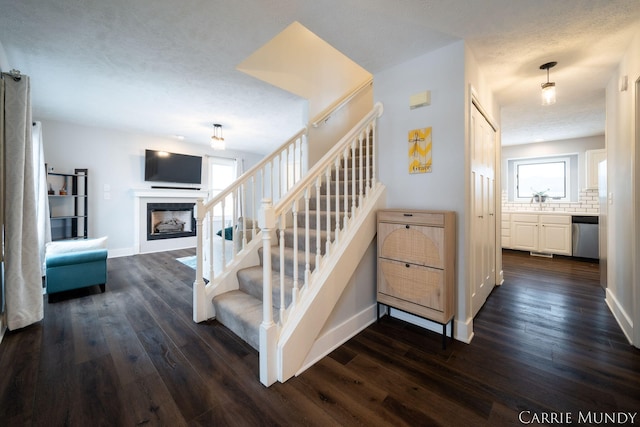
(512, 156, 572, 202)
(208, 156, 238, 220)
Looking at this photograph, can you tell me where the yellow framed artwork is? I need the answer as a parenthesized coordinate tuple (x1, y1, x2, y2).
(408, 127, 432, 174)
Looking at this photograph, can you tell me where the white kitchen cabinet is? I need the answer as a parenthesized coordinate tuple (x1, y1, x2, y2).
(511, 214, 539, 251)
(501, 213, 511, 248)
(586, 149, 606, 189)
(539, 215, 572, 255)
(510, 213, 572, 255)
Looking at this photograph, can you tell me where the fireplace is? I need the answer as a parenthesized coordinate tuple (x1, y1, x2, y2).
(147, 203, 196, 240)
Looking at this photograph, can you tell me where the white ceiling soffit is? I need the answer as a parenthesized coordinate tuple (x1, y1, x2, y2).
(0, 1, 639, 151)
(237, 21, 371, 119)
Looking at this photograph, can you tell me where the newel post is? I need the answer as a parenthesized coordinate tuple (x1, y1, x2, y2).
(193, 199, 209, 323)
(259, 198, 278, 386)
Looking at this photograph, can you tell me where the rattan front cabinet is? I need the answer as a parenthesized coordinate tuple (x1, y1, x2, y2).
(377, 209, 456, 345)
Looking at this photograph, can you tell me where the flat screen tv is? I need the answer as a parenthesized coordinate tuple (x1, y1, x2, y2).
(144, 149, 202, 185)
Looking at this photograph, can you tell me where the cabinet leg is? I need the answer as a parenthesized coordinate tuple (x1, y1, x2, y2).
(442, 317, 455, 350)
(450, 316, 455, 342)
(442, 323, 446, 349)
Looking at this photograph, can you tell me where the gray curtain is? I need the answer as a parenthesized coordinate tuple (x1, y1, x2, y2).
(1, 72, 43, 330)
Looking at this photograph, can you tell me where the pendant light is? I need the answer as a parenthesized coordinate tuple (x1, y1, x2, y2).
(540, 61, 557, 106)
(211, 123, 225, 150)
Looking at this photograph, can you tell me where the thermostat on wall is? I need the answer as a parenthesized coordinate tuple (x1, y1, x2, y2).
(410, 91, 431, 109)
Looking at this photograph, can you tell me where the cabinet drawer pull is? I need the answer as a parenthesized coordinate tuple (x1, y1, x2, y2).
(403, 213, 413, 217)
(405, 224, 410, 229)
(405, 263, 410, 268)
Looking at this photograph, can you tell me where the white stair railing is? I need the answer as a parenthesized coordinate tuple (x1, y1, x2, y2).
(259, 102, 383, 386)
(193, 128, 307, 322)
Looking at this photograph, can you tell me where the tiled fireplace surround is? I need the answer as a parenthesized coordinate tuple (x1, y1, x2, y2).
(134, 189, 209, 254)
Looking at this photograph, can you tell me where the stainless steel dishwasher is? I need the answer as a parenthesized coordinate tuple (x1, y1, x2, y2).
(572, 215, 599, 259)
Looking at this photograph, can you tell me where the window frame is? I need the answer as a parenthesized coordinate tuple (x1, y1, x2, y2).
(208, 156, 237, 218)
(512, 156, 572, 202)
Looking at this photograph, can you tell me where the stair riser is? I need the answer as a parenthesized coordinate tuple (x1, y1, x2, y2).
(278, 229, 328, 254)
(338, 144, 373, 157)
(308, 195, 360, 211)
(237, 267, 293, 310)
(340, 157, 373, 168)
(258, 247, 313, 277)
(319, 180, 367, 195)
(296, 211, 338, 229)
(331, 168, 372, 180)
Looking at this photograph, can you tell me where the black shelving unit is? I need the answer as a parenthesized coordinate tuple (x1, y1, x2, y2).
(47, 168, 88, 241)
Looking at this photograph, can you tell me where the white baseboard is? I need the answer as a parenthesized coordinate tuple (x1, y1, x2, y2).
(455, 316, 474, 344)
(605, 288, 633, 345)
(107, 247, 135, 258)
(296, 304, 377, 376)
(389, 308, 473, 343)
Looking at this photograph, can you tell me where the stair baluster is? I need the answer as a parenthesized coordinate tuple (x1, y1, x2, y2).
(200, 103, 385, 386)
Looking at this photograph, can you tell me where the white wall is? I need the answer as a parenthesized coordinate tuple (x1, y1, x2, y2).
(376, 41, 466, 214)
(371, 40, 499, 342)
(0, 40, 9, 71)
(604, 30, 640, 347)
(40, 119, 264, 257)
(307, 85, 374, 166)
(375, 40, 469, 338)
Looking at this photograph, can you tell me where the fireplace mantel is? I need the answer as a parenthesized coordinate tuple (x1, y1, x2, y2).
(133, 187, 209, 254)
(132, 188, 210, 200)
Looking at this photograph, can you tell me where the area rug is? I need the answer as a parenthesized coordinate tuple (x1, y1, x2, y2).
(176, 255, 197, 269)
(176, 236, 235, 273)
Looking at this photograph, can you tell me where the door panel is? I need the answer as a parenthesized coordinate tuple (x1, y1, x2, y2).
(471, 104, 497, 317)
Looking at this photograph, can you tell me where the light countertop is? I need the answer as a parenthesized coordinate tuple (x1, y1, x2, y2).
(502, 210, 598, 216)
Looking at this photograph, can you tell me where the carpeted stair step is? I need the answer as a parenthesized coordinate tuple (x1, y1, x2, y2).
(332, 166, 372, 180)
(340, 156, 372, 168)
(237, 266, 294, 309)
(213, 290, 264, 351)
(279, 227, 329, 254)
(297, 210, 339, 229)
(337, 144, 373, 158)
(319, 179, 365, 195)
(258, 246, 316, 277)
(308, 194, 361, 211)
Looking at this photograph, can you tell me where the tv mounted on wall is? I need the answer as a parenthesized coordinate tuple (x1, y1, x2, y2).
(144, 149, 202, 185)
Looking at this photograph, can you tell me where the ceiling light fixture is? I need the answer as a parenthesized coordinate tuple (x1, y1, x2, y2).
(211, 123, 225, 150)
(539, 61, 557, 106)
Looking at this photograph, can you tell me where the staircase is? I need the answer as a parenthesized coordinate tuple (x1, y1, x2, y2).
(213, 144, 370, 349)
(193, 103, 385, 386)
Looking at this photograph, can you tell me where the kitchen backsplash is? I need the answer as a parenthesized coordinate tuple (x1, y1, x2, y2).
(502, 188, 600, 213)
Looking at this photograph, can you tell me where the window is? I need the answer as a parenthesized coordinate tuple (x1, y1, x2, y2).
(209, 157, 237, 219)
(512, 156, 571, 201)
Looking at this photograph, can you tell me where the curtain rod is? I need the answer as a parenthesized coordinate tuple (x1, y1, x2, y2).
(1, 69, 22, 81)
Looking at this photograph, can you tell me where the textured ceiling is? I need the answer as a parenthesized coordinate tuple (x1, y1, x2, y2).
(0, 0, 639, 152)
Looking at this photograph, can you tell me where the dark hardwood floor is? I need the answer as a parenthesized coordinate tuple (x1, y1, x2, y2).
(1, 249, 639, 426)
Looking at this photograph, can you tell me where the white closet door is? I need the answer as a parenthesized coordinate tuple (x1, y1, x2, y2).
(470, 103, 497, 317)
